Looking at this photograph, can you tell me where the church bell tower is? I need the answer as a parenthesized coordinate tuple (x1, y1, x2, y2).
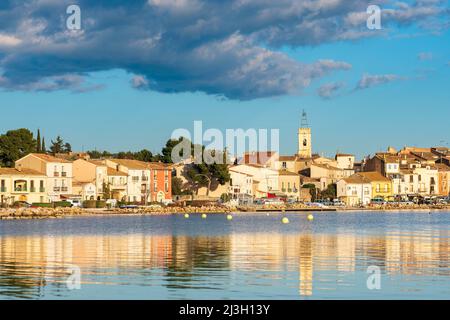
(297, 110, 312, 158)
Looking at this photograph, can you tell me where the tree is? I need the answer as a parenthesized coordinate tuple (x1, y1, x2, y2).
(36, 129, 41, 153)
(63, 143, 72, 153)
(102, 182, 111, 200)
(50, 136, 64, 155)
(134, 149, 153, 162)
(171, 177, 184, 196)
(186, 148, 230, 196)
(41, 137, 46, 153)
(302, 184, 317, 202)
(0, 128, 36, 167)
(319, 183, 337, 200)
(160, 137, 193, 163)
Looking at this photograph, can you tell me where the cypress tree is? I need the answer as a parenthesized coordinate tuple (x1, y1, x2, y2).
(36, 129, 41, 153)
(42, 137, 46, 153)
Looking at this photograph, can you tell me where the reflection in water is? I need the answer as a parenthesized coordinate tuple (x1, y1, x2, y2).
(0, 214, 450, 299)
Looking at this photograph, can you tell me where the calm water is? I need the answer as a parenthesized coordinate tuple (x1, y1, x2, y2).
(0, 211, 449, 300)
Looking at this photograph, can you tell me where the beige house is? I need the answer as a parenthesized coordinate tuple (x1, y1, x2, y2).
(15, 153, 73, 201)
(73, 159, 108, 199)
(278, 170, 301, 200)
(72, 181, 97, 201)
(106, 167, 128, 201)
(337, 174, 372, 206)
(0, 168, 48, 205)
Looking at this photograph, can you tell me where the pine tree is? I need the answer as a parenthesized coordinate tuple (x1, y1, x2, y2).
(41, 137, 46, 153)
(50, 136, 64, 155)
(36, 129, 41, 153)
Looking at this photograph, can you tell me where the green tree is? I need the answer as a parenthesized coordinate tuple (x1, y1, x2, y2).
(50, 136, 64, 155)
(186, 149, 230, 196)
(171, 177, 184, 196)
(63, 142, 72, 153)
(0, 128, 36, 167)
(302, 184, 317, 202)
(102, 182, 111, 200)
(160, 137, 193, 163)
(41, 137, 46, 153)
(134, 149, 153, 162)
(319, 183, 337, 200)
(36, 129, 41, 153)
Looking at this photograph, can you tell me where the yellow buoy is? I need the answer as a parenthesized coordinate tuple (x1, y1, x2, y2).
(184, 213, 190, 219)
(201, 213, 207, 219)
(226, 214, 233, 221)
(282, 217, 289, 224)
(307, 214, 314, 221)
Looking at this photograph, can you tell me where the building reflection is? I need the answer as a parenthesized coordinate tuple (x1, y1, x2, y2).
(0, 228, 449, 298)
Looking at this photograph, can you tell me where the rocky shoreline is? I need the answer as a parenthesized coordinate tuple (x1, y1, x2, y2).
(0, 204, 449, 220)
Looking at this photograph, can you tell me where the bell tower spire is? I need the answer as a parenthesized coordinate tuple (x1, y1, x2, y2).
(298, 110, 312, 158)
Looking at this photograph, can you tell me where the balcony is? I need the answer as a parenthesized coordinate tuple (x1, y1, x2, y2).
(30, 187, 36, 192)
(14, 187, 27, 192)
(53, 172, 60, 177)
(61, 187, 68, 192)
(142, 176, 148, 181)
(61, 172, 67, 177)
(0, 187, 6, 193)
(54, 187, 61, 192)
(40, 187, 45, 192)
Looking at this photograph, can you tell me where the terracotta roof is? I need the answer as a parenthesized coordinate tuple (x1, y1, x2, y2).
(358, 171, 390, 182)
(109, 159, 169, 170)
(279, 155, 297, 161)
(311, 163, 341, 171)
(342, 174, 371, 184)
(278, 170, 299, 176)
(107, 168, 128, 176)
(28, 153, 72, 163)
(434, 163, 450, 172)
(242, 151, 276, 165)
(0, 168, 45, 176)
(336, 153, 354, 157)
(73, 180, 95, 186)
(87, 159, 107, 166)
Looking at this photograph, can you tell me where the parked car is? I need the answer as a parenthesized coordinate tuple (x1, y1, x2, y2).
(66, 199, 82, 208)
(333, 199, 346, 206)
(13, 201, 31, 208)
(370, 198, 387, 205)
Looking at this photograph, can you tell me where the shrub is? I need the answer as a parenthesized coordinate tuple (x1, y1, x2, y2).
(96, 200, 106, 208)
(31, 203, 53, 208)
(83, 200, 97, 208)
(54, 201, 71, 207)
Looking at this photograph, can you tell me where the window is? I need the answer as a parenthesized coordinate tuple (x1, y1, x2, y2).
(282, 162, 287, 169)
(376, 184, 380, 192)
(410, 176, 414, 183)
(165, 182, 169, 192)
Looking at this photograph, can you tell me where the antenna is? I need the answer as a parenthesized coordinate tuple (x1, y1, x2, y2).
(301, 109, 309, 128)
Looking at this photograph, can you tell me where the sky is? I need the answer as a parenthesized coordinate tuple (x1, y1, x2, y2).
(0, 0, 449, 160)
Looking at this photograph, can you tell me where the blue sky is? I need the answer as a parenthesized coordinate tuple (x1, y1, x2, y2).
(0, 0, 449, 160)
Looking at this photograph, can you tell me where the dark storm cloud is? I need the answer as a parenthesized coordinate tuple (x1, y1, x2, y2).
(0, 0, 447, 99)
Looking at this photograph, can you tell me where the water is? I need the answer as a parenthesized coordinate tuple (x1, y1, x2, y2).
(0, 211, 449, 300)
